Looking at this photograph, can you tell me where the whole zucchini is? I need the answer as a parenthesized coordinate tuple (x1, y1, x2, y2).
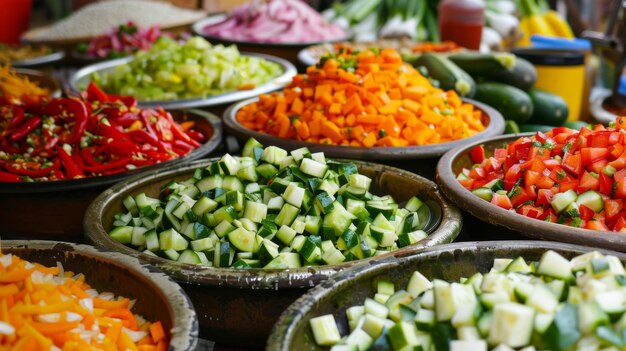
(414, 53, 476, 97)
(527, 88, 569, 126)
(449, 53, 537, 91)
(473, 82, 534, 123)
(519, 123, 555, 133)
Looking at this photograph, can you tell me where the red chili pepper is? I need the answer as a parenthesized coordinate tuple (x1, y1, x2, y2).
(56, 146, 84, 179)
(109, 111, 139, 128)
(97, 124, 140, 156)
(140, 110, 159, 137)
(7, 159, 59, 178)
(173, 139, 193, 152)
(164, 112, 201, 148)
(80, 146, 101, 166)
(0, 136, 24, 154)
(0, 171, 21, 182)
(5, 106, 25, 132)
(85, 82, 110, 103)
(144, 149, 173, 162)
(83, 158, 129, 173)
(9, 116, 41, 142)
(107, 95, 138, 108)
(129, 158, 156, 167)
(128, 130, 167, 152)
(20, 95, 46, 115)
(72, 152, 85, 172)
(186, 130, 205, 143)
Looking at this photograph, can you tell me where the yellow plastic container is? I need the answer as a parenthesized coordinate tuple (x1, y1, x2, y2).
(513, 49, 586, 121)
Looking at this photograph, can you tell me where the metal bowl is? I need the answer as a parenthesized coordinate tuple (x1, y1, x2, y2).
(268, 240, 626, 350)
(68, 53, 297, 110)
(83, 158, 462, 346)
(192, 14, 352, 64)
(0, 109, 222, 242)
(224, 97, 505, 160)
(5, 47, 65, 68)
(436, 133, 626, 251)
(2, 240, 198, 351)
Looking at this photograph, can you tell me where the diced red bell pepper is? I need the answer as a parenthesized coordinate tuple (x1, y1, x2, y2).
(579, 204, 595, 221)
(469, 144, 485, 164)
(579, 171, 600, 191)
(599, 172, 613, 195)
(536, 189, 554, 206)
(561, 152, 582, 176)
(491, 193, 513, 210)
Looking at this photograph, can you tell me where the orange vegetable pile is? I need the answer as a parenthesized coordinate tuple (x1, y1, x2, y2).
(0, 253, 168, 351)
(0, 66, 48, 98)
(237, 48, 486, 147)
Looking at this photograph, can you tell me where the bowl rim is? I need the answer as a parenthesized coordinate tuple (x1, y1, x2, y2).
(223, 97, 505, 160)
(267, 240, 626, 351)
(9, 48, 65, 68)
(1, 239, 199, 351)
(0, 109, 222, 194)
(436, 132, 626, 250)
(191, 13, 353, 48)
(84, 158, 462, 289)
(68, 52, 297, 110)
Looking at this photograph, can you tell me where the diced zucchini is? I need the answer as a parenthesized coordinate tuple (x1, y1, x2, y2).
(489, 302, 534, 348)
(310, 315, 341, 346)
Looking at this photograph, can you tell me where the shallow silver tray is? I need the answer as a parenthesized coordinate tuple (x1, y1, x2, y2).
(68, 53, 297, 110)
(10, 49, 65, 68)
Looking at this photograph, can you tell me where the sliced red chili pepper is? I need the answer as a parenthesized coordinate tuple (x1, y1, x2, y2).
(8, 159, 59, 178)
(97, 124, 140, 156)
(83, 158, 129, 173)
(85, 82, 110, 103)
(129, 158, 156, 167)
(0, 136, 24, 154)
(0, 171, 21, 182)
(128, 130, 167, 152)
(9, 116, 41, 142)
(185, 130, 205, 143)
(4, 106, 25, 133)
(56, 146, 84, 179)
(162, 110, 201, 147)
(173, 139, 193, 152)
(107, 95, 137, 108)
(80, 147, 102, 166)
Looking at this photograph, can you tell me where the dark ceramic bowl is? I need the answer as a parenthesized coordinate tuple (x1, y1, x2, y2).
(436, 133, 626, 251)
(1, 240, 198, 350)
(192, 14, 352, 65)
(83, 158, 462, 346)
(0, 110, 221, 242)
(268, 240, 626, 350)
(223, 97, 505, 161)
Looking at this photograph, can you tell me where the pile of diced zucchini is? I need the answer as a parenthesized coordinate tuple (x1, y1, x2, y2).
(310, 250, 626, 351)
(108, 138, 431, 269)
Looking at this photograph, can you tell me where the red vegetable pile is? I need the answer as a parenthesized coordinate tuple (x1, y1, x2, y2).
(0, 83, 205, 182)
(458, 118, 626, 232)
(202, 0, 346, 44)
(77, 21, 179, 59)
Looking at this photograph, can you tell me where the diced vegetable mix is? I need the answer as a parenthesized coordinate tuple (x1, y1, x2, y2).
(310, 250, 626, 351)
(108, 138, 431, 269)
(0, 252, 168, 350)
(92, 36, 284, 101)
(237, 48, 486, 148)
(459, 119, 626, 232)
(0, 83, 205, 182)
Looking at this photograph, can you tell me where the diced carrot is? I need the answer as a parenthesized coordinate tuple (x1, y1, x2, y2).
(234, 48, 485, 148)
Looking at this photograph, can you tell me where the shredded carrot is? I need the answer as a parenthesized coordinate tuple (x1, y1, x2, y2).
(236, 48, 486, 147)
(0, 65, 49, 98)
(0, 253, 169, 350)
